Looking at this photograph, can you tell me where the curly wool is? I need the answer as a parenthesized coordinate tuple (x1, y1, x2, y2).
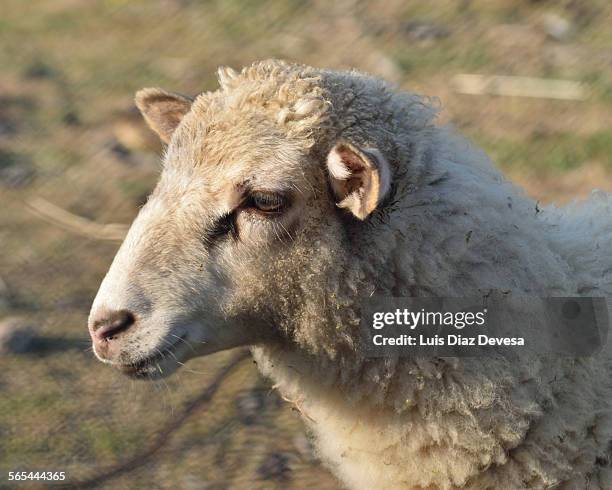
(210, 61, 611, 489)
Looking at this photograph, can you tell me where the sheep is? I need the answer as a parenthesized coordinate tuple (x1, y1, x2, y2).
(88, 59, 612, 489)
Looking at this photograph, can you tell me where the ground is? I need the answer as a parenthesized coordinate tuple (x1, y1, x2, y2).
(1, 1, 612, 488)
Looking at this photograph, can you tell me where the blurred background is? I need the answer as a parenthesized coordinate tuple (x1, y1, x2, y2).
(1, 1, 612, 488)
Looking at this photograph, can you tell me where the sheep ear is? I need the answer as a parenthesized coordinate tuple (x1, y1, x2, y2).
(326, 141, 392, 220)
(134, 88, 193, 144)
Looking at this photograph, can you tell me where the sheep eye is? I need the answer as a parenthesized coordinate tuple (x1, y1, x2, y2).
(248, 191, 287, 214)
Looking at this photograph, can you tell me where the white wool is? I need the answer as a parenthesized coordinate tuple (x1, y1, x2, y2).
(235, 61, 612, 490)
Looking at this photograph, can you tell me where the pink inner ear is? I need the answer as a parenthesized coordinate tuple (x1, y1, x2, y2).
(333, 145, 370, 196)
(337, 145, 367, 173)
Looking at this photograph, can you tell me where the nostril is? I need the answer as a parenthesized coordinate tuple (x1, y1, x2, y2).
(93, 309, 135, 340)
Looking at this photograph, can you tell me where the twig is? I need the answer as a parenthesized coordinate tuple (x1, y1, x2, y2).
(452, 74, 586, 100)
(24, 197, 129, 241)
(55, 349, 250, 490)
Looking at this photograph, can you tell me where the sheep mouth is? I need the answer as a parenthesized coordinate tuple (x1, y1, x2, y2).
(118, 337, 185, 379)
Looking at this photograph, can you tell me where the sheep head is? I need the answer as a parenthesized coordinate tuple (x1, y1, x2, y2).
(87, 62, 397, 379)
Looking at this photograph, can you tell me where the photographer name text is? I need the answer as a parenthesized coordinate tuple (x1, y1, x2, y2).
(370, 308, 525, 347)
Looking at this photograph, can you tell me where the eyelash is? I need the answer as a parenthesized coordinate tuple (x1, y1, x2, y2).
(205, 192, 288, 242)
(246, 191, 287, 214)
